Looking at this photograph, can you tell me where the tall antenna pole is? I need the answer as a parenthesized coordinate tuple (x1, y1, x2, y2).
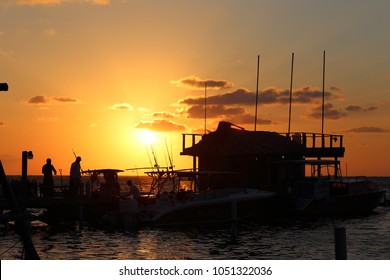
(204, 82, 207, 135)
(288, 52, 294, 135)
(321, 50, 326, 135)
(254, 54, 260, 131)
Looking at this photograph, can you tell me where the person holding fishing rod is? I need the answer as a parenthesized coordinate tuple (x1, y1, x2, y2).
(69, 156, 82, 196)
(41, 158, 57, 197)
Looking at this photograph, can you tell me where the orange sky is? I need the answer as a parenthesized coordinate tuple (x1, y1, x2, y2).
(1, 0, 390, 176)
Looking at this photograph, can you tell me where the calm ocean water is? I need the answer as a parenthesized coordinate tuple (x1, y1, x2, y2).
(1, 176, 389, 260)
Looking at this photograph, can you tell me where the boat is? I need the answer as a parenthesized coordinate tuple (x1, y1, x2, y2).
(135, 169, 278, 226)
(38, 168, 127, 225)
(180, 121, 386, 217)
(39, 167, 278, 227)
(274, 159, 386, 215)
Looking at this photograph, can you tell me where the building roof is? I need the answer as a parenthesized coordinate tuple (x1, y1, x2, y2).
(181, 121, 305, 157)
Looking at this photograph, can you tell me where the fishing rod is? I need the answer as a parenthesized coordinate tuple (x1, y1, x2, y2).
(145, 145, 155, 171)
(163, 145, 169, 170)
(72, 149, 83, 172)
(150, 144, 160, 172)
(165, 138, 174, 170)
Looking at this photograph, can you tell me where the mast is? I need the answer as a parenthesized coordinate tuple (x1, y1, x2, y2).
(204, 82, 207, 134)
(254, 54, 260, 131)
(288, 52, 294, 135)
(321, 50, 326, 135)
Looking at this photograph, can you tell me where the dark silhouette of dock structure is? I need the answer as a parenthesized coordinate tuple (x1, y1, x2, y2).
(180, 122, 345, 191)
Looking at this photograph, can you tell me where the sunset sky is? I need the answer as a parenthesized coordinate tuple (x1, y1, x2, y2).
(1, 0, 389, 176)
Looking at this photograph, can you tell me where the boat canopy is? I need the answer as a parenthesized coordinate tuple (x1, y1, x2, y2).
(81, 169, 124, 175)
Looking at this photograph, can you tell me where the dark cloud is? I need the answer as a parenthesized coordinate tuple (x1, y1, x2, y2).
(151, 111, 176, 119)
(53, 97, 78, 103)
(172, 76, 233, 90)
(227, 114, 272, 125)
(346, 126, 388, 133)
(279, 86, 339, 104)
(178, 86, 340, 107)
(345, 105, 363, 112)
(26, 95, 79, 105)
(346, 127, 387, 133)
(176, 86, 343, 125)
(306, 103, 348, 120)
(178, 88, 254, 106)
(0, 121, 6, 126)
(345, 105, 378, 112)
(255, 86, 339, 105)
(108, 103, 134, 110)
(330, 86, 342, 91)
(186, 104, 245, 119)
(302, 102, 377, 120)
(135, 120, 187, 132)
(179, 102, 272, 126)
(27, 95, 49, 104)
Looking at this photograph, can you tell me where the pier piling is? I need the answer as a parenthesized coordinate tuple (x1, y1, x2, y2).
(334, 227, 347, 260)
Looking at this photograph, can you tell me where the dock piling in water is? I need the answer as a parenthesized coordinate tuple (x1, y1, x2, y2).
(334, 227, 347, 260)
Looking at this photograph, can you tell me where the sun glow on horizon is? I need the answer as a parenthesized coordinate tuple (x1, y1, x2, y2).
(138, 129, 157, 145)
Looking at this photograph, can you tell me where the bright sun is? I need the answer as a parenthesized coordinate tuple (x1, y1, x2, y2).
(139, 129, 157, 145)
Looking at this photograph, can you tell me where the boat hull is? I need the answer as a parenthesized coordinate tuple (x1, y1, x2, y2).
(292, 190, 386, 216)
(140, 190, 280, 226)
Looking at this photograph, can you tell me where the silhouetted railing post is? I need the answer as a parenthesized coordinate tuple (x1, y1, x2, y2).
(312, 133, 316, 148)
(21, 151, 33, 198)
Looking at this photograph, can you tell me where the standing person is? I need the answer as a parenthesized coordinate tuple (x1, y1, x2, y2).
(41, 158, 57, 197)
(69, 156, 82, 196)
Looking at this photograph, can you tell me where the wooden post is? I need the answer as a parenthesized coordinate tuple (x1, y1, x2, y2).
(231, 200, 237, 222)
(230, 200, 238, 240)
(182, 134, 186, 152)
(334, 227, 347, 260)
(192, 134, 197, 172)
(312, 133, 316, 148)
(79, 202, 84, 230)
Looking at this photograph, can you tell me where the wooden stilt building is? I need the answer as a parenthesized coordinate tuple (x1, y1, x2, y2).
(181, 121, 345, 194)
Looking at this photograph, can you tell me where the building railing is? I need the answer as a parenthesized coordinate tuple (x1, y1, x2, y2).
(285, 132, 344, 150)
(181, 131, 345, 158)
(182, 133, 203, 152)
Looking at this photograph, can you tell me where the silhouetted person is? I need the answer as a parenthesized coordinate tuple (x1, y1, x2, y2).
(41, 158, 56, 197)
(127, 179, 140, 200)
(69, 156, 82, 196)
(99, 170, 120, 199)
